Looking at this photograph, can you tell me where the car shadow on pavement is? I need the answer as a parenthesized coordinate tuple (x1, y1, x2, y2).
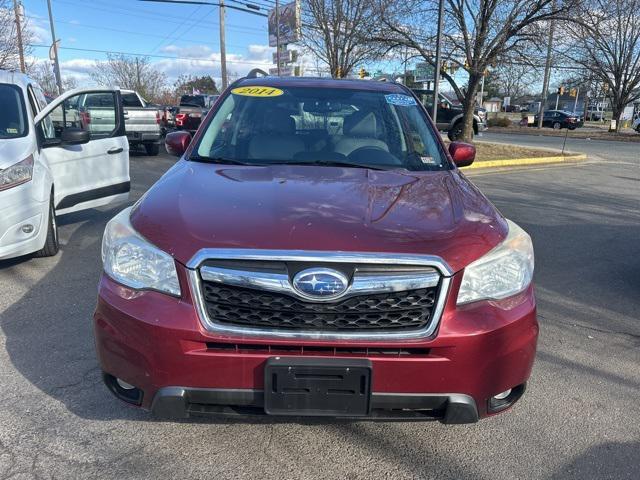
(549, 441, 640, 480)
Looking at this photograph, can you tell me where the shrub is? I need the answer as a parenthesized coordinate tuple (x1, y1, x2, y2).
(487, 117, 513, 127)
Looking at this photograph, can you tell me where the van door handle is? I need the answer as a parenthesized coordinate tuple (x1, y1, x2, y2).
(107, 147, 124, 155)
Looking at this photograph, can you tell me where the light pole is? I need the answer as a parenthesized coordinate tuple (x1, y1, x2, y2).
(432, 0, 445, 123)
(13, 0, 26, 73)
(46, 0, 63, 94)
(219, 0, 227, 89)
(538, 0, 556, 128)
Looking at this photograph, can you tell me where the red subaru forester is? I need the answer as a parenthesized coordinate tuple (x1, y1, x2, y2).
(94, 74, 537, 423)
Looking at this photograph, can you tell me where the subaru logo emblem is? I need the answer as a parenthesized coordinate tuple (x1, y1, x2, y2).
(292, 268, 349, 300)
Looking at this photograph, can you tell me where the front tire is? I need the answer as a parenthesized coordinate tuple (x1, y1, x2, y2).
(448, 122, 470, 141)
(33, 195, 59, 258)
(144, 143, 160, 156)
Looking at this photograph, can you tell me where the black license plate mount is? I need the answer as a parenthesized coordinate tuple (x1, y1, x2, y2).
(264, 357, 372, 416)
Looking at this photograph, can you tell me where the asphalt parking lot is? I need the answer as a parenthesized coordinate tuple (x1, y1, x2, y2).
(1, 146, 638, 479)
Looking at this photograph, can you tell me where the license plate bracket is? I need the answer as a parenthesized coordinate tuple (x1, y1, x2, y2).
(264, 357, 372, 416)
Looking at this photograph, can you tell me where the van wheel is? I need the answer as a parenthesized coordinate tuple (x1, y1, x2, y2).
(448, 122, 468, 141)
(145, 143, 160, 156)
(33, 195, 59, 258)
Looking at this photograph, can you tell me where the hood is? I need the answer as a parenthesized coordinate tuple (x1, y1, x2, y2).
(0, 136, 34, 170)
(131, 161, 506, 273)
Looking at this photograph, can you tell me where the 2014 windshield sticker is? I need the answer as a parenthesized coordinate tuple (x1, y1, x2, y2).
(231, 86, 284, 97)
(385, 94, 417, 106)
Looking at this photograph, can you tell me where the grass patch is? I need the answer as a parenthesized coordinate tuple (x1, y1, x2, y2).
(473, 142, 560, 162)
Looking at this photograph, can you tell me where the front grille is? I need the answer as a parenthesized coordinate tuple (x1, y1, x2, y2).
(205, 342, 431, 357)
(200, 282, 440, 332)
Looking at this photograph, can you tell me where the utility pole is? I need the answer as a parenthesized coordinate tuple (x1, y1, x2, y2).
(46, 0, 63, 95)
(432, 0, 445, 123)
(537, 0, 556, 128)
(219, 0, 227, 90)
(13, 0, 25, 73)
(275, 0, 281, 76)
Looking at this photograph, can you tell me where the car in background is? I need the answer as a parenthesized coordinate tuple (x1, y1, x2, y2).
(534, 110, 583, 130)
(175, 93, 219, 134)
(0, 70, 129, 260)
(120, 90, 162, 156)
(632, 115, 640, 133)
(412, 89, 487, 140)
(95, 75, 537, 424)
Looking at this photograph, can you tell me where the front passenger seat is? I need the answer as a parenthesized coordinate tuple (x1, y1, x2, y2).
(333, 111, 389, 156)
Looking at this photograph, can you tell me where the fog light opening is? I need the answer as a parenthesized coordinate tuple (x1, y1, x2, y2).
(493, 389, 512, 400)
(21, 224, 34, 234)
(488, 384, 526, 413)
(103, 373, 143, 406)
(116, 378, 136, 390)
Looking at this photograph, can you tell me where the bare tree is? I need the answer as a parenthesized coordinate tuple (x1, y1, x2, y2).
(563, 0, 640, 131)
(90, 54, 166, 100)
(28, 62, 77, 95)
(373, 0, 573, 141)
(301, 0, 383, 78)
(0, 0, 32, 70)
(490, 62, 537, 101)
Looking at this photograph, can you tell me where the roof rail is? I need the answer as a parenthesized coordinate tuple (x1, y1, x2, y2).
(246, 68, 269, 79)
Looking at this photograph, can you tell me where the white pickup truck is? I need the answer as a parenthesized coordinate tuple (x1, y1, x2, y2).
(0, 70, 129, 260)
(120, 90, 162, 156)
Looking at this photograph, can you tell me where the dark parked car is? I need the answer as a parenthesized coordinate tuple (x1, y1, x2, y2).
(534, 110, 583, 130)
(96, 75, 537, 423)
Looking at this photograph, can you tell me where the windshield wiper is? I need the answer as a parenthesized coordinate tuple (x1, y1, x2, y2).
(190, 154, 254, 166)
(278, 160, 390, 171)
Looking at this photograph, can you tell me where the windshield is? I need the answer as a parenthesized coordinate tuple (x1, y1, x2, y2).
(195, 86, 449, 171)
(0, 84, 28, 139)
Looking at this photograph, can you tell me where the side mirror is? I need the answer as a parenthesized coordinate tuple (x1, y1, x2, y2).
(61, 127, 90, 145)
(448, 141, 476, 168)
(165, 131, 192, 157)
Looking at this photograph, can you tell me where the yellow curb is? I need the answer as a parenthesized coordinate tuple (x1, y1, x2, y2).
(463, 154, 587, 169)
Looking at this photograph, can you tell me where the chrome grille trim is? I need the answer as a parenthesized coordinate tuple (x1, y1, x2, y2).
(186, 249, 452, 341)
(186, 248, 454, 276)
(200, 265, 440, 303)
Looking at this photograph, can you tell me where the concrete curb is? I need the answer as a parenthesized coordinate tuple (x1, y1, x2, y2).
(463, 153, 588, 170)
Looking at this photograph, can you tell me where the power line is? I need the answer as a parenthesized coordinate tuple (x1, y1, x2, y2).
(28, 44, 273, 66)
(42, 17, 260, 46)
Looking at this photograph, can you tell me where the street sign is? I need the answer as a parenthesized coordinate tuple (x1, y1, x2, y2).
(269, 65, 301, 76)
(414, 62, 435, 83)
(268, 1, 301, 47)
(272, 49, 297, 64)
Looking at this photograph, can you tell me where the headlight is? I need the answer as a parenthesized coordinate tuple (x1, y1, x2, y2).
(101, 207, 181, 296)
(457, 219, 534, 305)
(0, 155, 33, 191)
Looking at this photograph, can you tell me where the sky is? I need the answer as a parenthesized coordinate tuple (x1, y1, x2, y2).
(23, 0, 294, 88)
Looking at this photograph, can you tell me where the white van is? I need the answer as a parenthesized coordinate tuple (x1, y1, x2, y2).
(0, 70, 129, 260)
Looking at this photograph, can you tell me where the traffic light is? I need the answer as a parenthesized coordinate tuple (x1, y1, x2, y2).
(442, 61, 448, 73)
(557, 86, 565, 95)
(570, 88, 577, 97)
(602, 82, 609, 92)
(359, 67, 367, 79)
(336, 67, 342, 78)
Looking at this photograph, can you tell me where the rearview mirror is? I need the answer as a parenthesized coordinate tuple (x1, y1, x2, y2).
(165, 131, 192, 157)
(61, 127, 90, 145)
(448, 141, 476, 168)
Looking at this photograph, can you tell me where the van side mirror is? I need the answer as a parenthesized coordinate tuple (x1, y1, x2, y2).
(165, 131, 192, 157)
(448, 141, 476, 168)
(61, 127, 90, 145)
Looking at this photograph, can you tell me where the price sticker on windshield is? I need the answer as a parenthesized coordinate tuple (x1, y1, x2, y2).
(231, 86, 284, 97)
(385, 94, 417, 107)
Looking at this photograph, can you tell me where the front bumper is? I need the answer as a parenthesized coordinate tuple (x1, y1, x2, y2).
(0, 182, 48, 260)
(94, 271, 538, 423)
